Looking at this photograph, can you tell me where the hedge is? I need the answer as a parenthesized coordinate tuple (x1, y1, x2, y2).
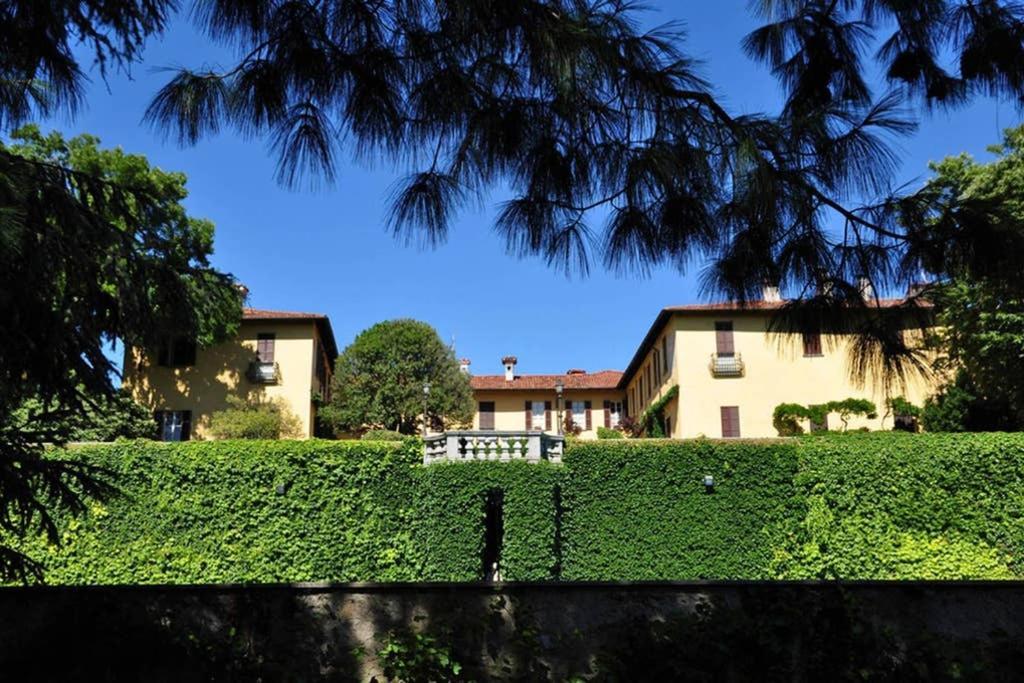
(414, 461, 563, 580)
(8, 439, 424, 584)
(10, 433, 1024, 583)
(562, 439, 803, 579)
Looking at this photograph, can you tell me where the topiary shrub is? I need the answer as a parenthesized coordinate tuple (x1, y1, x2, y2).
(361, 429, 406, 441)
(596, 426, 624, 439)
(208, 396, 303, 439)
(773, 403, 809, 436)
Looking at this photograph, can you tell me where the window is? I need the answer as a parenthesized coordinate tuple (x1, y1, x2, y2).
(569, 401, 591, 430)
(720, 406, 740, 438)
(604, 400, 622, 428)
(526, 400, 547, 431)
(155, 410, 191, 441)
(715, 321, 735, 357)
(479, 401, 495, 430)
(257, 333, 276, 362)
(802, 330, 822, 357)
(157, 336, 197, 367)
(661, 335, 671, 375)
(653, 350, 661, 381)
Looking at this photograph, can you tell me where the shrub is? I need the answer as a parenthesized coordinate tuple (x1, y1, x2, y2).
(562, 413, 582, 437)
(617, 416, 643, 438)
(12, 390, 155, 442)
(923, 381, 974, 432)
(596, 426, 623, 439)
(361, 429, 406, 441)
(773, 403, 809, 436)
(208, 396, 303, 439)
(888, 396, 922, 432)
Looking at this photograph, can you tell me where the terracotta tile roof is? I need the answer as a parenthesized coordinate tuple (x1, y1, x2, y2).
(244, 308, 329, 320)
(242, 307, 338, 360)
(471, 370, 623, 391)
(663, 298, 912, 312)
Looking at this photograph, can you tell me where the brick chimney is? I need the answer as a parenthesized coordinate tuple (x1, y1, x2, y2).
(501, 356, 517, 381)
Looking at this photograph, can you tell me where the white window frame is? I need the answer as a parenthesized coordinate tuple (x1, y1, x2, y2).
(571, 400, 586, 429)
(609, 401, 622, 427)
(531, 401, 546, 431)
(161, 411, 186, 442)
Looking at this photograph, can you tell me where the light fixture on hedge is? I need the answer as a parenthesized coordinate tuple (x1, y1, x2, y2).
(703, 475, 715, 494)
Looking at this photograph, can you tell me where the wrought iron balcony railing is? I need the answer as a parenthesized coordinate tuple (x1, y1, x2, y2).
(709, 353, 744, 377)
(247, 360, 280, 384)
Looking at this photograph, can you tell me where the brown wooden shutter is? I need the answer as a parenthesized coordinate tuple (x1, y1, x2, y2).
(715, 322, 735, 356)
(153, 411, 165, 440)
(720, 406, 740, 438)
(585, 401, 592, 430)
(565, 401, 573, 426)
(603, 400, 611, 428)
(181, 411, 192, 441)
(545, 401, 552, 430)
(525, 400, 532, 429)
(802, 331, 822, 356)
(479, 402, 495, 430)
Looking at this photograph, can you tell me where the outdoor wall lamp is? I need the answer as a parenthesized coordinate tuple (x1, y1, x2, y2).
(703, 475, 715, 494)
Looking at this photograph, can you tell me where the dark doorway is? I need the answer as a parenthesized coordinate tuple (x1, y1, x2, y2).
(482, 489, 504, 581)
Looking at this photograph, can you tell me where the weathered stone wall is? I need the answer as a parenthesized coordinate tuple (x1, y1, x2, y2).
(2, 582, 1023, 681)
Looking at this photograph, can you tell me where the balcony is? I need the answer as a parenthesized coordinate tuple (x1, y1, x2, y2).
(423, 431, 565, 465)
(709, 353, 744, 377)
(247, 360, 280, 384)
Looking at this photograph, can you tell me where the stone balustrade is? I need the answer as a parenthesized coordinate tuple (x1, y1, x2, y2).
(423, 431, 564, 465)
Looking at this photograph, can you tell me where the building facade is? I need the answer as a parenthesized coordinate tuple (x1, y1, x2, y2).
(123, 308, 337, 440)
(468, 357, 624, 440)
(619, 300, 936, 439)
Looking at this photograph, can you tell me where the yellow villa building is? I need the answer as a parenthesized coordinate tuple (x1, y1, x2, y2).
(123, 308, 337, 440)
(125, 294, 936, 441)
(465, 297, 936, 440)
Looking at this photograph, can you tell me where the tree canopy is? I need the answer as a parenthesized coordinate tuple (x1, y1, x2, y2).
(323, 320, 474, 435)
(924, 126, 1024, 430)
(0, 125, 241, 581)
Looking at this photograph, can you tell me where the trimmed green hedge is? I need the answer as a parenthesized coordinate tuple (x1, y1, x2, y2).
(11, 433, 1024, 583)
(562, 439, 803, 579)
(11, 440, 424, 584)
(414, 461, 563, 580)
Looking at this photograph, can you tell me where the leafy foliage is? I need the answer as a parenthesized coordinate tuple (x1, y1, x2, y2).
(5, 440, 425, 584)
(361, 429, 406, 442)
(562, 439, 803, 579)
(772, 398, 878, 435)
(377, 630, 464, 683)
(0, 126, 241, 581)
(10, 390, 155, 442)
(208, 396, 303, 440)
(922, 374, 977, 432)
(640, 385, 679, 437)
(324, 320, 473, 435)
(413, 462, 563, 581)
(596, 427, 624, 440)
(11, 434, 1024, 583)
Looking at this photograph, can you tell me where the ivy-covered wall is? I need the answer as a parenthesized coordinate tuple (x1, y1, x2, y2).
(562, 439, 803, 579)
(12, 433, 1024, 583)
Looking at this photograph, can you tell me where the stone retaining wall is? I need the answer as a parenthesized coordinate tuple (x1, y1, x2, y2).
(2, 581, 1023, 680)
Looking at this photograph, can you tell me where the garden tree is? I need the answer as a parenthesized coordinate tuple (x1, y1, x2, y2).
(10, 390, 156, 443)
(323, 320, 473, 435)
(918, 127, 1024, 430)
(0, 124, 241, 581)
(142, 0, 1024, 392)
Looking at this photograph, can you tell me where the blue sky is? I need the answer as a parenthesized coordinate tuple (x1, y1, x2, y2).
(41, 3, 1014, 377)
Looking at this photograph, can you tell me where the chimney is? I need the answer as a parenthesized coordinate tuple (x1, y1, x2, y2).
(459, 358, 471, 373)
(761, 284, 781, 303)
(501, 356, 517, 382)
